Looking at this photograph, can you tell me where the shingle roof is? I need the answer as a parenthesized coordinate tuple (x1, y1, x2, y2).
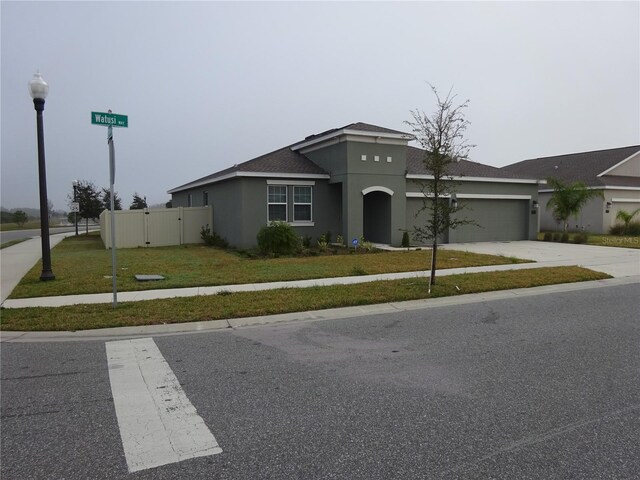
(168, 146, 328, 193)
(169, 124, 542, 193)
(502, 145, 640, 187)
(170, 122, 412, 193)
(406, 146, 536, 180)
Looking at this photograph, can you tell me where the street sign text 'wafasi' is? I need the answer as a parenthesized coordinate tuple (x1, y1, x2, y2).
(91, 111, 128, 128)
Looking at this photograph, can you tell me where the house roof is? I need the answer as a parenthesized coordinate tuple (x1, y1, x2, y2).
(406, 146, 538, 181)
(168, 123, 539, 193)
(303, 122, 410, 141)
(502, 145, 640, 188)
(167, 146, 329, 193)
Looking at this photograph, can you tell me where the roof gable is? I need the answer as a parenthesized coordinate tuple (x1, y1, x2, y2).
(502, 145, 640, 187)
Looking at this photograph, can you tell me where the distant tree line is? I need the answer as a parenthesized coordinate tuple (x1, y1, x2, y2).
(66, 181, 164, 230)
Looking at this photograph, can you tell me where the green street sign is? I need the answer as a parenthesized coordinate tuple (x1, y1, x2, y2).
(91, 111, 128, 128)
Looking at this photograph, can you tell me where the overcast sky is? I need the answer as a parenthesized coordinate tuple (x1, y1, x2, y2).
(2, 1, 638, 211)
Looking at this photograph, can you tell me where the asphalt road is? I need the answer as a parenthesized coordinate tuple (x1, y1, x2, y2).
(0, 225, 101, 244)
(2, 284, 639, 479)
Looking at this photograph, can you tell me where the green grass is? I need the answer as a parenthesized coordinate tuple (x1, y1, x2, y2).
(0, 221, 65, 231)
(538, 232, 640, 249)
(9, 233, 532, 299)
(0, 266, 610, 331)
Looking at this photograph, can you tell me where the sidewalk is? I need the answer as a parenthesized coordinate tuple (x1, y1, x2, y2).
(1, 237, 639, 309)
(0, 233, 74, 304)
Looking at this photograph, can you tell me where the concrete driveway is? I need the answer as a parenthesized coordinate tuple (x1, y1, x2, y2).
(441, 240, 640, 278)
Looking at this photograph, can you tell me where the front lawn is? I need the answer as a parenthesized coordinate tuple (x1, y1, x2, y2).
(9, 233, 531, 299)
(0, 266, 609, 331)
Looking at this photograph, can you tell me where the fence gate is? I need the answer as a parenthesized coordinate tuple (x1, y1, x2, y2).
(100, 206, 212, 249)
(145, 209, 181, 247)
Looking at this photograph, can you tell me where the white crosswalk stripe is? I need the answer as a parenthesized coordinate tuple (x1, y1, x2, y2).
(106, 337, 222, 472)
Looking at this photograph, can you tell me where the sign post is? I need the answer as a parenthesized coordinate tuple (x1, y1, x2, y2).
(92, 110, 128, 308)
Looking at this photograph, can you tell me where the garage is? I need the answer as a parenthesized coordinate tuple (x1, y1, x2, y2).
(449, 197, 531, 243)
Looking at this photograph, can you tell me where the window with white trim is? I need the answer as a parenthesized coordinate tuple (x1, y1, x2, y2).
(203, 191, 209, 206)
(293, 186, 312, 222)
(187, 193, 193, 207)
(268, 185, 287, 222)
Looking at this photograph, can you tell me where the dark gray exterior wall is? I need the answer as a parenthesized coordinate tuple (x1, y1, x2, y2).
(305, 140, 407, 246)
(172, 180, 244, 246)
(172, 176, 342, 249)
(171, 140, 540, 248)
(237, 177, 342, 249)
(405, 180, 539, 243)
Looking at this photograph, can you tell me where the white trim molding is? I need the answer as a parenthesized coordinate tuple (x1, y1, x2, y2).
(612, 198, 640, 203)
(291, 127, 412, 151)
(406, 192, 451, 199)
(406, 192, 530, 200)
(456, 193, 532, 200)
(406, 174, 541, 185)
(168, 172, 329, 194)
(267, 179, 316, 186)
(362, 186, 394, 196)
(289, 221, 315, 227)
(539, 186, 640, 193)
(597, 150, 640, 177)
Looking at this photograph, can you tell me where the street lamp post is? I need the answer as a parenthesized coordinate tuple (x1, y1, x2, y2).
(29, 71, 55, 281)
(72, 180, 79, 236)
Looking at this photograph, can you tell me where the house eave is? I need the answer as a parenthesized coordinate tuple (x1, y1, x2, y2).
(406, 174, 543, 185)
(291, 128, 413, 151)
(539, 186, 640, 193)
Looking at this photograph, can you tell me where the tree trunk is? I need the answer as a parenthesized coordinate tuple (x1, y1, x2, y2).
(430, 239, 438, 286)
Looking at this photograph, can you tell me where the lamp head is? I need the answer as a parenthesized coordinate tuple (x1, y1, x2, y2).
(29, 71, 49, 100)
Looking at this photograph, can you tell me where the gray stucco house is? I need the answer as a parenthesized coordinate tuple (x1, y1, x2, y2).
(168, 123, 541, 249)
(503, 145, 640, 233)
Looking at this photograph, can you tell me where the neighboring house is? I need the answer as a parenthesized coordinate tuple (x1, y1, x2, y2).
(503, 146, 640, 233)
(168, 123, 541, 249)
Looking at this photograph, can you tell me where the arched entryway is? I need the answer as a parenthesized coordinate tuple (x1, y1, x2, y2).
(362, 187, 393, 244)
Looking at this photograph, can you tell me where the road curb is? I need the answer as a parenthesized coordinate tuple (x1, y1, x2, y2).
(2, 276, 637, 343)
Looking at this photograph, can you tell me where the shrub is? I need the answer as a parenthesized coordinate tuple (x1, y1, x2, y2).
(200, 225, 229, 248)
(609, 224, 625, 236)
(560, 232, 569, 243)
(350, 266, 366, 276)
(257, 221, 299, 256)
(402, 231, 411, 248)
(335, 234, 344, 246)
(552, 232, 562, 242)
(543, 232, 552, 242)
(573, 232, 589, 244)
(609, 222, 640, 236)
(317, 234, 329, 251)
(360, 241, 376, 252)
(301, 235, 312, 248)
(627, 221, 640, 236)
(324, 231, 332, 244)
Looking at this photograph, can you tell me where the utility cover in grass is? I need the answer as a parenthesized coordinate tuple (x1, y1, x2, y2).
(135, 275, 165, 282)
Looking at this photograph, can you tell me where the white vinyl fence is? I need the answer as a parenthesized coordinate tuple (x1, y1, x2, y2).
(100, 206, 212, 249)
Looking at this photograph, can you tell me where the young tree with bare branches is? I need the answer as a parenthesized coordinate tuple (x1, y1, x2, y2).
(405, 85, 477, 288)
